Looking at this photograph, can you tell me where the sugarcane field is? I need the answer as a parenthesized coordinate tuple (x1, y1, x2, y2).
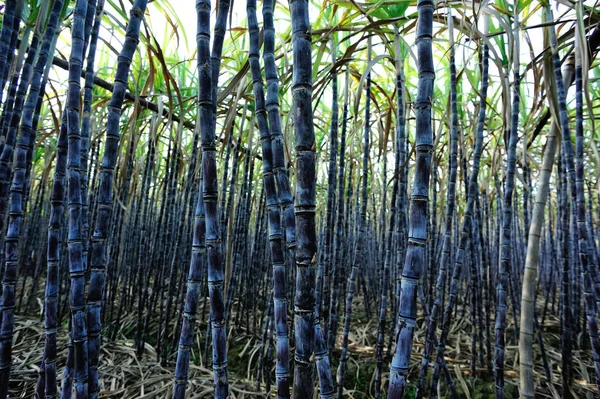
(1, 0, 600, 398)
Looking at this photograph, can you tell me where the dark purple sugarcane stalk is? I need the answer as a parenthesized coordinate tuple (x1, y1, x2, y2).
(560, 145, 573, 398)
(0, 0, 27, 165)
(569, 206, 581, 344)
(172, 170, 205, 398)
(0, 0, 20, 103)
(541, 214, 556, 326)
(86, 2, 148, 398)
(0, 32, 42, 238)
(246, 0, 290, 394)
(197, 0, 230, 393)
(63, 1, 91, 396)
(0, 15, 33, 161)
(225, 200, 244, 329)
(375, 174, 396, 398)
(496, 7, 521, 397)
(21, 167, 48, 316)
(359, 238, 372, 321)
(261, 0, 305, 386)
(314, 311, 334, 399)
(22, 20, 59, 235)
(389, 26, 407, 358)
(290, 0, 319, 393)
(475, 200, 485, 370)
(171, 206, 197, 351)
(42, 114, 68, 399)
(337, 37, 372, 398)
(0, 44, 33, 180)
(81, 0, 97, 57)
(510, 211, 523, 324)
(379, 154, 388, 275)
(416, 9, 459, 396)
(430, 33, 489, 397)
(375, 26, 404, 398)
(209, 0, 231, 128)
(208, 0, 232, 289)
(4, 1, 24, 95)
(426, 149, 438, 308)
(342, 167, 353, 272)
(493, 177, 501, 294)
(387, 0, 435, 395)
(171, 167, 197, 344)
(477, 193, 493, 376)
(319, 37, 339, 332)
(225, 201, 243, 321)
(571, 9, 600, 386)
(588, 183, 600, 283)
(327, 68, 349, 352)
(62, 328, 74, 398)
(0, 1, 64, 395)
(468, 205, 483, 376)
(80, 0, 104, 284)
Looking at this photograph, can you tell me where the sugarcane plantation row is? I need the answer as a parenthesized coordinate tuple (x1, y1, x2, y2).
(0, 0, 599, 398)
